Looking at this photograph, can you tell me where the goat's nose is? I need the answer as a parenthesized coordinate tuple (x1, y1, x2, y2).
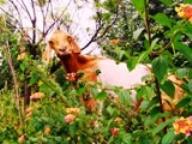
(59, 46, 67, 52)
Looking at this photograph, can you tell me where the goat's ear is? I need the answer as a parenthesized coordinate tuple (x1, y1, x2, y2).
(42, 43, 52, 64)
(67, 35, 81, 54)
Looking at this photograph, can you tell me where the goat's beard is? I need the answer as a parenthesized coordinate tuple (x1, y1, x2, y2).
(58, 53, 71, 59)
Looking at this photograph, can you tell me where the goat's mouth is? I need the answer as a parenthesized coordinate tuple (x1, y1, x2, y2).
(57, 49, 71, 56)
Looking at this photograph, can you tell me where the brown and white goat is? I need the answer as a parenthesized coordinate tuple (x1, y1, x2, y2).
(43, 30, 185, 113)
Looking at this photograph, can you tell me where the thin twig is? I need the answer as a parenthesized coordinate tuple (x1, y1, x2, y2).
(0, 6, 21, 26)
(6, 41, 24, 128)
(82, 7, 119, 50)
(8, 0, 24, 29)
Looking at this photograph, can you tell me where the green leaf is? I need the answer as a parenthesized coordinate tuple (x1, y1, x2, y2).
(116, 89, 131, 106)
(133, 27, 145, 40)
(174, 42, 192, 62)
(126, 50, 150, 71)
(160, 0, 173, 6)
(152, 119, 171, 135)
(150, 38, 160, 50)
(107, 106, 115, 116)
(154, 13, 174, 27)
(137, 50, 150, 63)
(176, 68, 188, 79)
(184, 23, 192, 36)
(96, 91, 107, 101)
(54, 137, 62, 142)
(176, 96, 191, 109)
(90, 86, 99, 97)
(29, 74, 39, 85)
(160, 81, 175, 98)
(126, 59, 137, 71)
(161, 129, 175, 144)
(76, 86, 87, 95)
(137, 86, 154, 99)
(150, 106, 162, 117)
(140, 100, 150, 110)
(188, 80, 192, 93)
(152, 56, 169, 82)
(39, 84, 49, 92)
(19, 63, 26, 71)
(122, 134, 132, 143)
(132, 0, 145, 12)
(69, 123, 77, 137)
(184, 0, 192, 4)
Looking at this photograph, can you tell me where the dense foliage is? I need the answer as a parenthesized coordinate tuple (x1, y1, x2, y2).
(1, 0, 192, 143)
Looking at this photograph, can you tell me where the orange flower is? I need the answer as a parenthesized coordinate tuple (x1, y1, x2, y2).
(113, 94, 119, 102)
(26, 107, 33, 113)
(173, 116, 192, 136)
(44, 127, 51, 134)
(17, 52, 26, 60)
(110, 39, 119, 45)
(18, 135, 25, 143)
(30, 92, 44, 100)
(175, 4, 192, 23)
(114, 117, 122, 123)
(173, 117, 188, 134)
(64, 114, 75, 124)
(66, 108, 80, 115)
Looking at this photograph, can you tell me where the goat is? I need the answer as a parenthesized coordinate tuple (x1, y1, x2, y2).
(44, 30, 185, 113)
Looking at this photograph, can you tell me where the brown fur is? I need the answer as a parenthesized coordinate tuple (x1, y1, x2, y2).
(45, 30, 102, 110)
(162, 75, 185, 113)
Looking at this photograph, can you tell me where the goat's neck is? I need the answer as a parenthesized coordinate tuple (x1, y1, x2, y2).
(60, 54, 93, 73)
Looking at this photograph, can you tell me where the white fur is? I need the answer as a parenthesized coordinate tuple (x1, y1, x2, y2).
(97, 59, 150, 89)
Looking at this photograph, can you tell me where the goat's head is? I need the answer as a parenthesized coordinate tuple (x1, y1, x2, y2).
(47, 30, 81, 57)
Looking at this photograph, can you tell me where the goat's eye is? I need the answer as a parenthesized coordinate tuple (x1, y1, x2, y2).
(49, 40, 54, 45)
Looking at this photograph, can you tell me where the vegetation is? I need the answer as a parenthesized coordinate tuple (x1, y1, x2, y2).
(0, 0, 192, 143)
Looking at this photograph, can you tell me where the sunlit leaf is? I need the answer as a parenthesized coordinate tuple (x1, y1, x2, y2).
(174, 42, 192, 62)
(76, 86, 87, 95)
(176, 68, 188, 79)
(115, 89, 131, 106)
(133, 27, 145, 40)
(152, 119, 172, 134)
(184, 0, 192, 4)
(96, 91, 107, 101)
(161, 129, 175, 144)
(154, 13, 174, 27)
(132, 0, 145, 12)
(160, 0, 173, 6)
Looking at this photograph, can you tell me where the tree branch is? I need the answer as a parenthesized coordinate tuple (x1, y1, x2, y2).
(81, 3, 119, 50)
(30, 0, 37, 43)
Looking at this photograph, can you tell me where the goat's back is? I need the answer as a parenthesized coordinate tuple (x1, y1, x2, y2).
(97, 59, 150, 89)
